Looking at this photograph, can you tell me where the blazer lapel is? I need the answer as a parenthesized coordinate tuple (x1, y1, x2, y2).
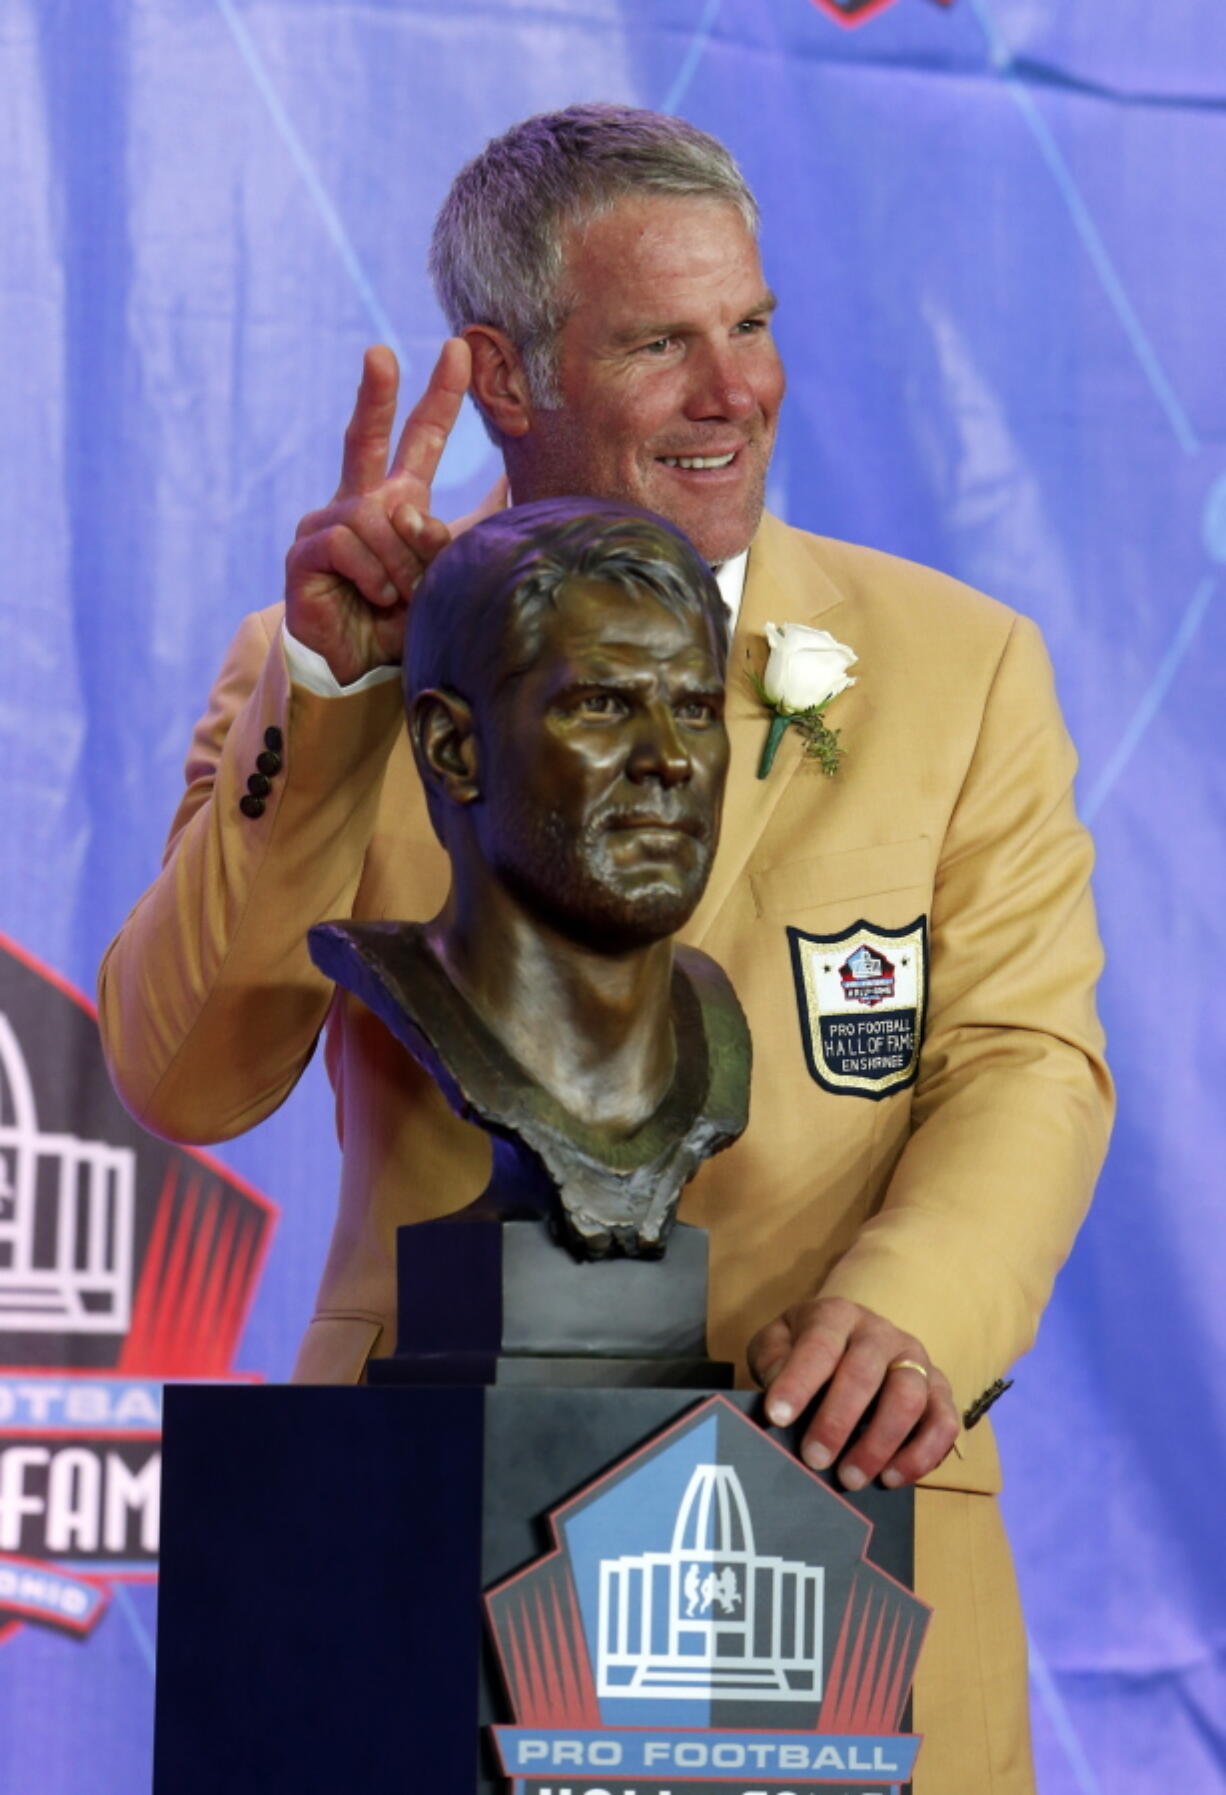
(686, 513, 848, 947)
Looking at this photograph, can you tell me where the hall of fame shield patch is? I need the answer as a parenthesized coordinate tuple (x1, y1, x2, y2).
(787, 917, 928, 1100)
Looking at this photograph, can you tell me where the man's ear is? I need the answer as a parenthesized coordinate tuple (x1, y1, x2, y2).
(463, 324, 533, 439)
(409, 689, 480, 805)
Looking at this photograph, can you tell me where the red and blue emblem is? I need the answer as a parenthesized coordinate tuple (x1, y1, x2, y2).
(810, 0, 954, 27)
(0, 936, 277, 1645)
(486, 1396, 929, 1794)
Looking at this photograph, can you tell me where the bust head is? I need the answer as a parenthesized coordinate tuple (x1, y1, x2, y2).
(405, 498, 731, 952)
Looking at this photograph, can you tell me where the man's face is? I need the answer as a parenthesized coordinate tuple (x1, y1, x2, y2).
(517, 196, 785, 564)
(473, 575, 729, 950)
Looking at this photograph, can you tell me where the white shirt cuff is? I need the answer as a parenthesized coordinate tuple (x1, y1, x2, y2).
(281, 622, 402, 697)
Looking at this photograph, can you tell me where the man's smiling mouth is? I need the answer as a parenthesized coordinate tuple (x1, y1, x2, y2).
(657, 452, 737, 470)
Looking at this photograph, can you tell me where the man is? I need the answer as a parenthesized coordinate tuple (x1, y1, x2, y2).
(99, 104, 1112, 1792)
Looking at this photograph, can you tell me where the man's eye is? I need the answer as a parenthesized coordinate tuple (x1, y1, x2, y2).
(640, 336, 675, 355)
(734, 317, 768, 337)
(675, 698, 719, 724)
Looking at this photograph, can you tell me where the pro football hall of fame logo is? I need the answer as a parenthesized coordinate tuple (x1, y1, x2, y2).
(487, 1397, 929, 1795)
(0, 935, 276, 1645)
(788, 918, 928, 1102)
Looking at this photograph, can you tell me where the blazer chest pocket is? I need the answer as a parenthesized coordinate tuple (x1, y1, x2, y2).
(750, 837, 932, 921)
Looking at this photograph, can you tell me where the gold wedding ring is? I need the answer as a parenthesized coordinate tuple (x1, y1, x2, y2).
(888, 1358, 929, 1380)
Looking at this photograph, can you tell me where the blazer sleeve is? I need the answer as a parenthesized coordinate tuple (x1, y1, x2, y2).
(97, 608, 404, 1144)
(818, 612, 1115, 1415)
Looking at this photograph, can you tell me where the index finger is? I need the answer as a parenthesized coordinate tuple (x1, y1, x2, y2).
(761, 1315, 850, 1429)
(390, 337, 473, 491)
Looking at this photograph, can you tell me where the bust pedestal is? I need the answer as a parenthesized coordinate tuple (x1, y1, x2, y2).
(368, 1215, 733, 1388)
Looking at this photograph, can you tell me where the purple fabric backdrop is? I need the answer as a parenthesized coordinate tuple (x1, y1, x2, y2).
(1, 1, 1223, 1787)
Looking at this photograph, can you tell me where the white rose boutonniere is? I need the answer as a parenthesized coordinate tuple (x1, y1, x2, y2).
(752, 623, 857, 779)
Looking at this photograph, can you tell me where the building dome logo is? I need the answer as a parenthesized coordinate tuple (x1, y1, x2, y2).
(0, 1014, 136, 1337)
(599, 1461, 824, 1701)
(0, 935, 276, 1645)
(486, 1396, 930, 1793)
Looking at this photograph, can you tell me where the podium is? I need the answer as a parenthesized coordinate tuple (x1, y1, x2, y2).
(154, 1188, 926, 1795)
(153, 1380, 919, 1794)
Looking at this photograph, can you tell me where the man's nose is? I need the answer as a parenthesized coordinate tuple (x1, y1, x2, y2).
(626, 707, 693, 786)
(683, 341, 756, 421)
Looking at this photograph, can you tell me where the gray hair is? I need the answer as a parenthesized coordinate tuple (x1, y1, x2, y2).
(429, 103, 758, 419)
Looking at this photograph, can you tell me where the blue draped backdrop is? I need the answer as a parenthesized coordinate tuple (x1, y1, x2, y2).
(1, 1, 1223, 1788)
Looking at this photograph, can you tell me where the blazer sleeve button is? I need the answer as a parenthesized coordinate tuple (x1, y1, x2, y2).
(264, 725, 284, 753)
(247, 773, 271, 799)
(239, 793, 266, 819)
(256, 749, 282, 778)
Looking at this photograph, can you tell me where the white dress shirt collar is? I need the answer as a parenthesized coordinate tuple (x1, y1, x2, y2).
(714, 548, 749, 633)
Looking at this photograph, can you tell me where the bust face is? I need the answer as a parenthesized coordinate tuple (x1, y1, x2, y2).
(472, 574, 729, 950)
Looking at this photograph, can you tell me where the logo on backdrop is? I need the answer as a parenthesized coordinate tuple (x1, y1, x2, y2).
(486, 1397, 929, 1795)
(810, 0, 954, 26)
(0, 935, 277, 1644)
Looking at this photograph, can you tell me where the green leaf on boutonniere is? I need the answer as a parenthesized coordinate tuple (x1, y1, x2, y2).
(748, 671, 846, 780)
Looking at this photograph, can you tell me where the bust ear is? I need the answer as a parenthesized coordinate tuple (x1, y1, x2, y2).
(463, 324, 533, 440)
(409, 689, 480, 804)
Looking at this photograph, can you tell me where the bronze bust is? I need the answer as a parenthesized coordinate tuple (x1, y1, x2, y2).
(309, 497, 750, 1259)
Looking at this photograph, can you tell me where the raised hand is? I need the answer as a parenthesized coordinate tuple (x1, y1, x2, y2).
(749, 1295, 960, 1491)
(284, 340, 472, 686)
